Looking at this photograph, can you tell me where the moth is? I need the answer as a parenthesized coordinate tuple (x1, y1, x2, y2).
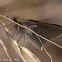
(6, 16, 62, 50)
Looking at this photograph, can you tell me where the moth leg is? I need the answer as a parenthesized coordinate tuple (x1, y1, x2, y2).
(9, 25, 15, 31)
(23, 33, 27, 47)
(15, 30, 19, 37)
(5, 23, 13, 27)
(17, 35, 22, 43)
(15, 26, 20, 37)
(12, 29, 17, 36)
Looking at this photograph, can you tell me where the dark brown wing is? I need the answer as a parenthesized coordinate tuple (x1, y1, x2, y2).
(23, 20, 62, 49)
(4, 17, 62, 50)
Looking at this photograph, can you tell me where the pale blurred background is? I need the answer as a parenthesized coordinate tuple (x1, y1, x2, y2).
(0, 0, 62, 62)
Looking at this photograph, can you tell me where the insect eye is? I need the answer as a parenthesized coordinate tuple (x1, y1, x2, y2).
(13, 17, 19, 23)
